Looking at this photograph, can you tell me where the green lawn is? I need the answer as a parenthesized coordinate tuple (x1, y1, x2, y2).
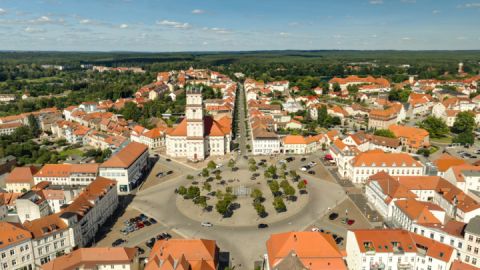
(431, 136, 453, 144)
(59, 148, 84, 158)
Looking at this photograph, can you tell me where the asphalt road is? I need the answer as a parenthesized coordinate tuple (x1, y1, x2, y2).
(128, 154, 348, 269)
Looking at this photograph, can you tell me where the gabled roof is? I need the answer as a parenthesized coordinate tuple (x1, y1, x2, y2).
(266, 232, 346, 270)
(368, 172, 417, 203)
(22, 214, 68, 239)
(394, 199, 442, 225)
(100, 142, 148, 168)
(146, 239, 217, 270)
(434, 154, 467, 173)
(351, 150, 422, 167)
(6, 166, 38, 184)
(0, 222, 32, 249)
(42, 247, 137, 270)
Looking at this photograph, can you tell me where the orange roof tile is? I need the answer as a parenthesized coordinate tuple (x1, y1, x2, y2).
(100, 142, 148, 168)
(22, 214, 68, 238)
(394, 199, 442, 224)
(0, 222, 32, 249)
(434, 154, 467, 172)
(42, 247, 137, 270)
(6, 166, 38, 184)
(146, 239, 217, 270)
(266, 232, 347, 270)
(352, 151, 422, 167)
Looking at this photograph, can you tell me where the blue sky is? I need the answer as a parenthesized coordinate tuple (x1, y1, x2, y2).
(0, 0, 479, 51)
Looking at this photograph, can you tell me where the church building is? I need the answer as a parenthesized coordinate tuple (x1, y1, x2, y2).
(165, 86, 232, 161)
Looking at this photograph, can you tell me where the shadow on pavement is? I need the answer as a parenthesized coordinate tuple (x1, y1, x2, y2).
(92, 195, 135, 245)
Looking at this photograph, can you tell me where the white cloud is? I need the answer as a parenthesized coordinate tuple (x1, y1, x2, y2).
(456, 36, 467, 40)
(202, 41, 208, 45)
(24, 27, 45, 33)
(203, 27, 231, 34)
(279, 32, 290, 37)
(401, 0, 416, 3)
(120, 24, 128, 29)
(432, 9, 440, 14)
(369, 0, 383, 5)
(0, 8, 6, 15)
(459, 3, 480, 8)
(191, 9, 205, 14)
(157, 20, 191, 29)
(401, 37, 411, 40)
(79, 19, 91, 24)
(37, 16, 52, 23)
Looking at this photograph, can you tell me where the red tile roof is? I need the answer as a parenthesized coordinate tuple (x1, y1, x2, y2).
(266, 232, 347, 270)
(42, 247, 137, 270)
(100, 142, 147, 168)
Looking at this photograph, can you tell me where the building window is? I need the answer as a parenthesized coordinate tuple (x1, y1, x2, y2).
(473, 258, 478, 265)
(10, 250, 14, 256)
(440, 236, 444, 242)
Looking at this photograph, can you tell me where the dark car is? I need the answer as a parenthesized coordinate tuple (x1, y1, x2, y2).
(162, 232, 172, 239)
(156, 234, 164, 240)
(286, 157, 294, 162)
(258, 223, 269, 229)
(301, 157, 307, 162)
(335, 237, 344, 244)
(166, 158, 171, 162)
(250, 176, 256, 181)
(149, 218, 157, 224)
(166, 170, 173, 175)
(329, 212, 339, 220)
(112, 238, 126, 247)
(243, 156, 248, 160)
(260, 159, 267, 162)
(308, 170, 316, 175)
(144, 220, 152, 226)
(137, 247, 145, 255)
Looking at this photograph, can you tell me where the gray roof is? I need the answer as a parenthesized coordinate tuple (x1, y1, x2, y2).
(465, 216, 480, 236)
(273, 251, 307, 270)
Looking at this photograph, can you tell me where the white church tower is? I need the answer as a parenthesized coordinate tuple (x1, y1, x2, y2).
(186, 86, 206, 161)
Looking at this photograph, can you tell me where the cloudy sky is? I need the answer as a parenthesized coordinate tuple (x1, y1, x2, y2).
(0, 0, 479, 51)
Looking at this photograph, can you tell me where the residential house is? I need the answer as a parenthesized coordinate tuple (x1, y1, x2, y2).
(264, 232, 347, 270)
(42, 247, 139, 270)
(346, 229, 455, 270)
(0, 222, 35, 270)
(5, 166, 38, 193)
(145, 239, 218, 270)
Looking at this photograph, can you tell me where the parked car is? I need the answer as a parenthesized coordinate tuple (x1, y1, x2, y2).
(144, 220, 152, 226)
(258, 223, 269, 229)
(112, 238, 126, 247)
(166, 158, 171, 162)
(166, 170, 173, 175)
(201, 222, 213, 227)
(308, 170, 315, 175)
(347, 219, 355, 225)
(311, 227, 320, 232)
(329, 212, 339, 220)
(301, 157, 307, 162)
(156, 172, 164, 177)
(149, 218, 157, 224)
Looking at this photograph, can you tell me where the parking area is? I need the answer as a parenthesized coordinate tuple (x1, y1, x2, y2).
(444, 144, 480, 162)
(96, 208, 183, 257)
(305, 198, 374, 249)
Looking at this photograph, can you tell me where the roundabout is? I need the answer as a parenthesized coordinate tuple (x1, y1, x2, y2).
(130, 154, 349, 269)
